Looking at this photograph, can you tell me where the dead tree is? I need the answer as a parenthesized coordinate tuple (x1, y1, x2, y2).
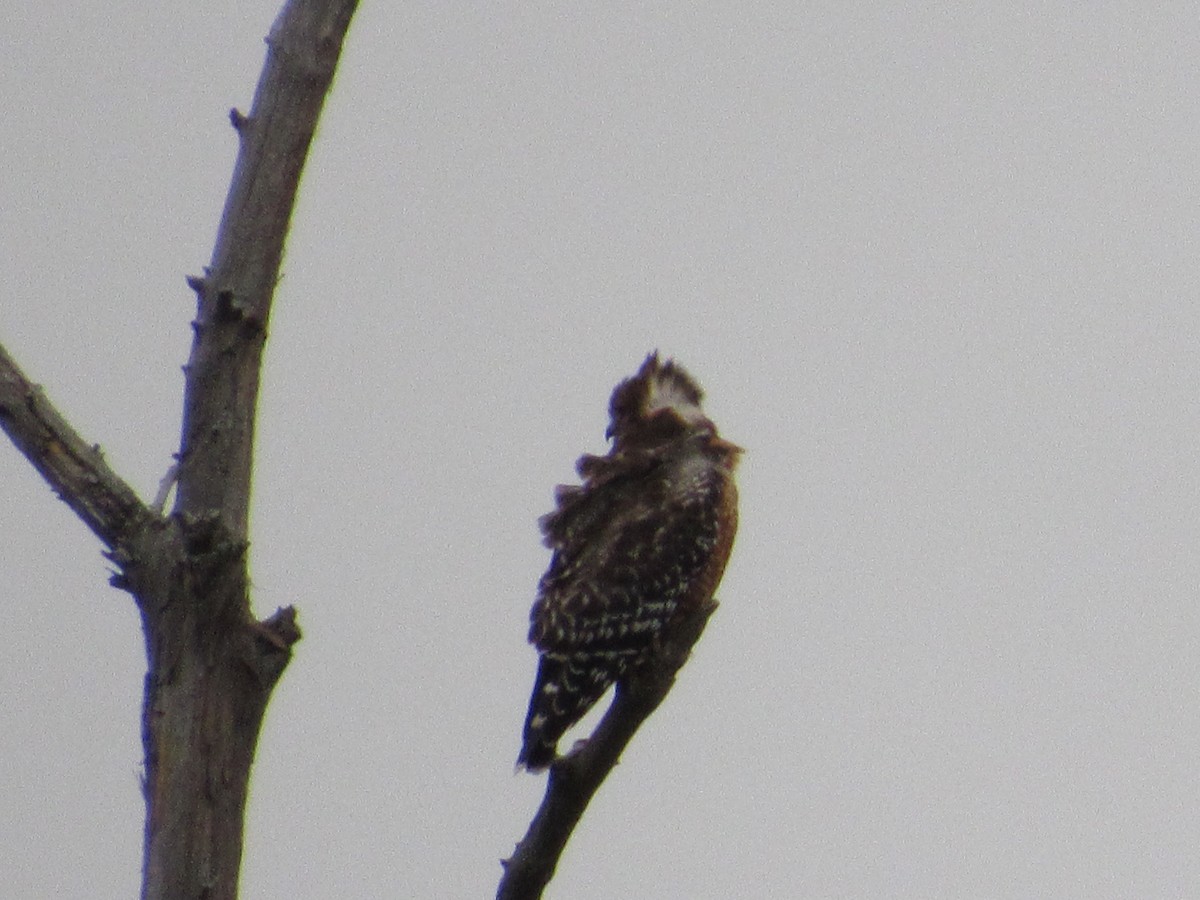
(0, 2, 358, 898)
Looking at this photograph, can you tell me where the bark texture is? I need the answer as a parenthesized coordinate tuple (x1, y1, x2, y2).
(0, 2, 357, 898)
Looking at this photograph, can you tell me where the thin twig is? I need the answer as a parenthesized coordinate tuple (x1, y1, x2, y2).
(151, 463, 179, 514)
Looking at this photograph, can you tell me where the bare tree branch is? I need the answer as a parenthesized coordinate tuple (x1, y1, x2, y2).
(176, 0, 358, 539)
(0, 342, 152, 554)
(497, 598, 720, 900)
(134, 4, 357, 898)
(2, 2, 356, 898)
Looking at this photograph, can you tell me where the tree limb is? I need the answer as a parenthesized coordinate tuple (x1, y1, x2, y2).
(175, 0, 358, 538)
(0, 342, 152, 554)
(2, 3, 355, 899)
(497, 598, 719, 900)
(134, 4, 356, 898)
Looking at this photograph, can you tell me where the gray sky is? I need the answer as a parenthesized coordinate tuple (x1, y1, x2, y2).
(3, 3, 1199, 897)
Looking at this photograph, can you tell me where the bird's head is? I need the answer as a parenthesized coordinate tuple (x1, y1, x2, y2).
(605, 352, 722, 448)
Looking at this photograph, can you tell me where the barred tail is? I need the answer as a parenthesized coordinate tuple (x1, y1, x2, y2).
(517, 652, 619, 771)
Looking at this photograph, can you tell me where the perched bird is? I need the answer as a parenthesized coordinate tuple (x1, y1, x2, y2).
(518, 353, 741, 770)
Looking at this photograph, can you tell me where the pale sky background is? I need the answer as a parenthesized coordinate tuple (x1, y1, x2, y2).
(3, 3, 1199, 898)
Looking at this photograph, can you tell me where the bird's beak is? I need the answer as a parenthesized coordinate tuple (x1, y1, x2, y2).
(709, 436, 744, 454)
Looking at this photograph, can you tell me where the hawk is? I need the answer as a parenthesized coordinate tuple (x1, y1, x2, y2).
(517, 352, 741, 770)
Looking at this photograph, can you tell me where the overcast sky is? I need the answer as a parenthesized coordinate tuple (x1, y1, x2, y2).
(3, 3, 1200, 898)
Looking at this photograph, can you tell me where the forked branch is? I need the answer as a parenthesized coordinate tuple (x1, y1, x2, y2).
(0, 3, 357, 899)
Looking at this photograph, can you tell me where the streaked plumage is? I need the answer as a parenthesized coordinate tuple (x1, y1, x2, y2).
(518, 353, 741, 770)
